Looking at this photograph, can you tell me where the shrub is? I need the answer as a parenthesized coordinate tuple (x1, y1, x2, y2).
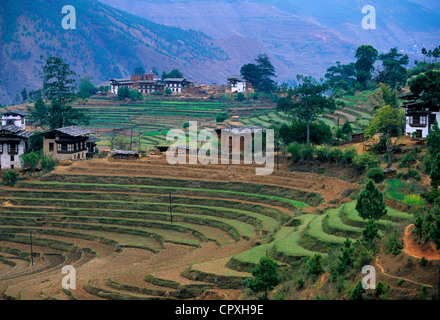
(301, 144, 315, 161)
(40, 154, 57, 171)
(216, 112, 228, 123)
(374, 281, 391, 299)
(408, 169, 421, 181)
(315, 145, 329, 162)
(307, 253, 324, 276)
(328, 147, 343, 162)
(2, 170, 19, 186)
(287, 142, 302, 163)
(419, 285, 430, 300)
(370, 135, 387, 154)
(384, 229, 404, 255)
(342, 147, 358, 164)
(397, 279, 405, 286)
(296, 277, 305, 290)
(236, 92, 245, 101)
(129, 89, 143, 101)
(421, 190, 440, 203)
(354, 153, 380, 172)
(366, 167, 385, 183)
(19, 152, 40, 173)
(403, 194, 426, 206)
(349, 281, 366, 300)
(420, 257, 428, 266)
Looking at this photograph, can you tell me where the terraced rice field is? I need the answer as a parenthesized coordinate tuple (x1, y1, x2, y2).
(0, 156, 411, 300)
(63, 99, 281, 152)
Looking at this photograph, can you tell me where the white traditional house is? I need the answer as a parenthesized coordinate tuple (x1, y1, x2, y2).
(227, 76, 247, 93)
(163, 78, 193, 93)
(0, 125, 33, 170)
(2, 110, 26, 129)
(401, 93, 440, 138)
(109, 78, 134, 94)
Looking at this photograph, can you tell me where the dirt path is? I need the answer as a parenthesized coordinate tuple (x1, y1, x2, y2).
(403, 224, 440, 261)
(304, 272, 329, 300)
(375, 256, 433, 288)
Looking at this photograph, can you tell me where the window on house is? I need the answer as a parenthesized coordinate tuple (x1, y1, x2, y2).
(8, 144, 18, 154)
(49, 143, 54, 151)
(0, 144, 3, 154)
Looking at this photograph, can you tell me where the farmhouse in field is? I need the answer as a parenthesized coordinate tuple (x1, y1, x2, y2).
(401, 92, 440, 138)
(227, 76, 248, 93)
(216, 126, 266, 153)
(41, 126, 97, 161)
(0, 124, 33, 170)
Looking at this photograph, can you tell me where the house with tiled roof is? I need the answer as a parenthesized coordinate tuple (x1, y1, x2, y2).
(41, 126, 98, 161)
(0, 124, 33, 170)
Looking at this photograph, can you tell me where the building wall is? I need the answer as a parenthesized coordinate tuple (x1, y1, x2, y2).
(43, 137, 87, 161)
(0, 140, 26, 170)
(405, 112, 440, 138)
(219, 132, 253, 154)
(2, 115, 26, 129)
(165, 83, 182, 93)
(230, 81, 246, 93)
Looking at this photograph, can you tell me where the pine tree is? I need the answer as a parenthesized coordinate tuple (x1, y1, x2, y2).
(362, 220, 379, 249)
(307, 253, 325, 276)
(337, 238, 354, 274)
(356, 180, 388, 221)
(248, 252, 280, 300)
(356, 180, 387, 249)
(350, 281, 366, 300)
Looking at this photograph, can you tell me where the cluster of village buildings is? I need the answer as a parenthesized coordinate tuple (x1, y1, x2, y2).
(0, 108, 266, 170)
(108, 73, 249, 95)
(0, 110, 98, 170)
(0, 73, 255, 170)
(0, 71, 436, 171)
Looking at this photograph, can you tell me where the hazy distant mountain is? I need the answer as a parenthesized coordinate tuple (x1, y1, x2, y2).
(0, 0, 286, 104)
(98, 0, 440, 75)
(1, 0, 439, 104)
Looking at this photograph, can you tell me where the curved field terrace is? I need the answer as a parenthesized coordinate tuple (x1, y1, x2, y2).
(0, 156, 414, 300)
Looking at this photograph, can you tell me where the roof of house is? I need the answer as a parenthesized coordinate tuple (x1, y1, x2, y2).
(42, 126, 93, 137)
(86, 136, 100, 143)
(110, 79, 134, 85)
(228, 76, 246, 82)
(3, 109, 26, 116)
(163, 78, 186, 82)
(0, 125, 33, 138)
(218, 126, 266, 135)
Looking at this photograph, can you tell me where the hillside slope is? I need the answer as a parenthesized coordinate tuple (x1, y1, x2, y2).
(0, 0, 286, 104)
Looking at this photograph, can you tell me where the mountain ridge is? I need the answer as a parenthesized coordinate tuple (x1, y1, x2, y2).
(0, 0, 285, 104)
